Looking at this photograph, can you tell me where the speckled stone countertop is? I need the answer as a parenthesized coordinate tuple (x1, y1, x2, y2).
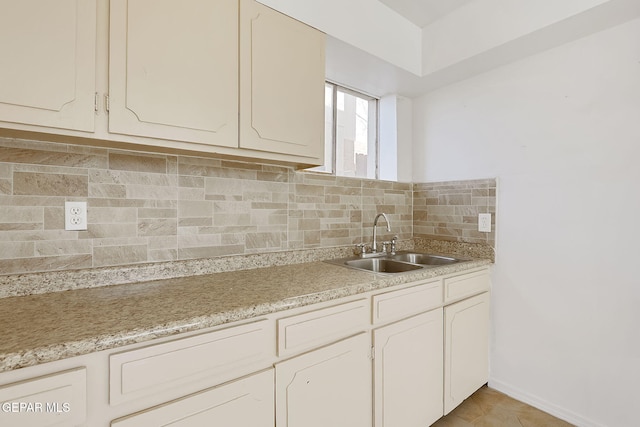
(0, 257, 490, 373)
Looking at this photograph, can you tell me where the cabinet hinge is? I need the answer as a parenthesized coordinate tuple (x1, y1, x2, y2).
(94, 92, 99, 112)
(104, 94, 110, 113)
(370, 346, 375, 360)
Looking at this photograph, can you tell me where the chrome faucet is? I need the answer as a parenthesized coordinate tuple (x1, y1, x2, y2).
(372, 213, 391, 253)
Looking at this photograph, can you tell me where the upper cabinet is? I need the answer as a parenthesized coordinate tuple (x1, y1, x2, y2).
(0, 0, 97, 132)
(0, 0, 325, 168)
(239, 0, 325, 160)
(109, 0, 238, 148)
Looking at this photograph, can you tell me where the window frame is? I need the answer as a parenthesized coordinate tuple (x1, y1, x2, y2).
(310, 81, 379, 179)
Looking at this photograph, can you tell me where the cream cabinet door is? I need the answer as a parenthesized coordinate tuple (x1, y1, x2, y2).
(373, 309, 443, 427)
(239, 0, 324, 163)
(112, 369, 274, 427)
(109, 0, 238, 147)
(0, 0, 96, 132)
(275, 333, 371, 427)
(0, 367, 86, 427)
(444, 291, 491, 414)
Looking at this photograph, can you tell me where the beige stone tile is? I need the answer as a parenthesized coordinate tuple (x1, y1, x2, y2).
(146, 236, 177, 250)
(126, 184, 177, 201)
(0, 145, 108, 169)
(89, 207, 137, 224)
(93, 245, 147, 267)
(178, 218, 213, 227)
(0, 179, 11, 195)
(89, 169, 177, 187)
(43, 207, 64, 230)
(109, 152, 167, 173)
(138, 218, 177, 237)
(35, 240, 92, 256)
(0, 163, 12, 178)
(0, 206, 43, 224)
(178, 187, 205, 201)
(13, 172, 88, 197)
(84, 223, 138, 239)
(0, 254, 92, 274)
(0, 137, 68, 152)
(178, 175, 205, 188)
(245, 232, 285, 250)
(138, 208, 177, 219)
(89, 183, 127, 199)
(177, 245, 244, 259)
(148, 248, 177, 262)
(0, 242, 34, 259)
(91, 237, 147, 247)
(178, 200, 213, 218)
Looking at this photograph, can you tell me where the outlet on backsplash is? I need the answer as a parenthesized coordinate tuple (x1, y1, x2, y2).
(65, 201, 87, 231)
(478, 213, 491, 233)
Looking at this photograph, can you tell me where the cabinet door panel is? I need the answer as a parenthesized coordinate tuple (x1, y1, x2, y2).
(444, 291, 490, 414)
(374, 309, 443, 427)
(0, 367, 86, 427)
(240, 0, 324, 162)
(276, 333, 371, 427)
(0, 0, 96, 131)
(109, 0, 238, 147)
(112, 369, 274, 427)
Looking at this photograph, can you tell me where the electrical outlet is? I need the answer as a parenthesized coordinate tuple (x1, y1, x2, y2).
(478, 213, 491, 233)
(65, 201, 87, 231)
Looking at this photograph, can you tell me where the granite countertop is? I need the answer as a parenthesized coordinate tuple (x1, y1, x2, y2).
(0, 258, 490, 373)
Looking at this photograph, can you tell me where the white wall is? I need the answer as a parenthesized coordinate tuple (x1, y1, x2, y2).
(413, 18, 640, 427)
(379, 95, 413, 182)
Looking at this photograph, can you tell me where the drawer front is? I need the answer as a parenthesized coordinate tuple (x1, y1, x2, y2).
(111, 369, 274, 427)
(110, 319, 272, 406)
(277, 299, 369, 357)
(372, 279, 442, 325)
(444, 268, 491, 303)
(0, 367, 86, 427)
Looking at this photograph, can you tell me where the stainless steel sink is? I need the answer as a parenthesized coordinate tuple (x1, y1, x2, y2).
(389, 252, 461, 266)
(344, 258, 424, 273)
(325, 251, 468, 274)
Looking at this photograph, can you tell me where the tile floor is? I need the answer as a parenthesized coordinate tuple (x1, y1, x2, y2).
(431, 385, 575, 427)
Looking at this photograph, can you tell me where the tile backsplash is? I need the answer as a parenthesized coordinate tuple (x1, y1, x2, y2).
(0, 137, 414, 275)
(413, 179, 497, 246)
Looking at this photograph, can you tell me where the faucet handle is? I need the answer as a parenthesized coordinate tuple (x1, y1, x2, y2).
(354, 243, 366, 256)
(390, 235, 398, 254)
(381, 241, 390, 254)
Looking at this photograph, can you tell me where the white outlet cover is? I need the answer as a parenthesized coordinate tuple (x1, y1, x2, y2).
(478, 213, 492, 233)
(65, 201, 87, 231)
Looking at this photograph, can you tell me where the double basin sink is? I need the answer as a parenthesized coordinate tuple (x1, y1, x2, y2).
(326, 251, 468, 274)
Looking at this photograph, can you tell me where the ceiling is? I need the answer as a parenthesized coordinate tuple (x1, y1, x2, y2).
(378, 0, 475, 27)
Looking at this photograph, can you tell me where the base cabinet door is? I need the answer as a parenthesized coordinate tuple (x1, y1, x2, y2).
(373, 309, 443, 427)
(444, 292, 490, 414)
(275, 333, 371, 427)
(111, 369, 274, 427)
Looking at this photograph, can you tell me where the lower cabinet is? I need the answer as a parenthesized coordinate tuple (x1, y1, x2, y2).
(0, 267, 491, 427)
(373, 309, 444, 427)
(443, 291, 491, 414)
(275, 333, 372, 427)
(0, 367, 86, 427)
(111, 369, 274, 427)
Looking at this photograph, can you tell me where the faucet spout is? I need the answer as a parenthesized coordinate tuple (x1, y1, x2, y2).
(372, 213, 391, 253)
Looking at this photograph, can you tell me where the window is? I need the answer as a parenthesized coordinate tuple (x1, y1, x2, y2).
(309, 82, 378, 179)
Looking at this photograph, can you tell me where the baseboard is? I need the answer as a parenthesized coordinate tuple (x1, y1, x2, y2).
(488, 378, 605, 427)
